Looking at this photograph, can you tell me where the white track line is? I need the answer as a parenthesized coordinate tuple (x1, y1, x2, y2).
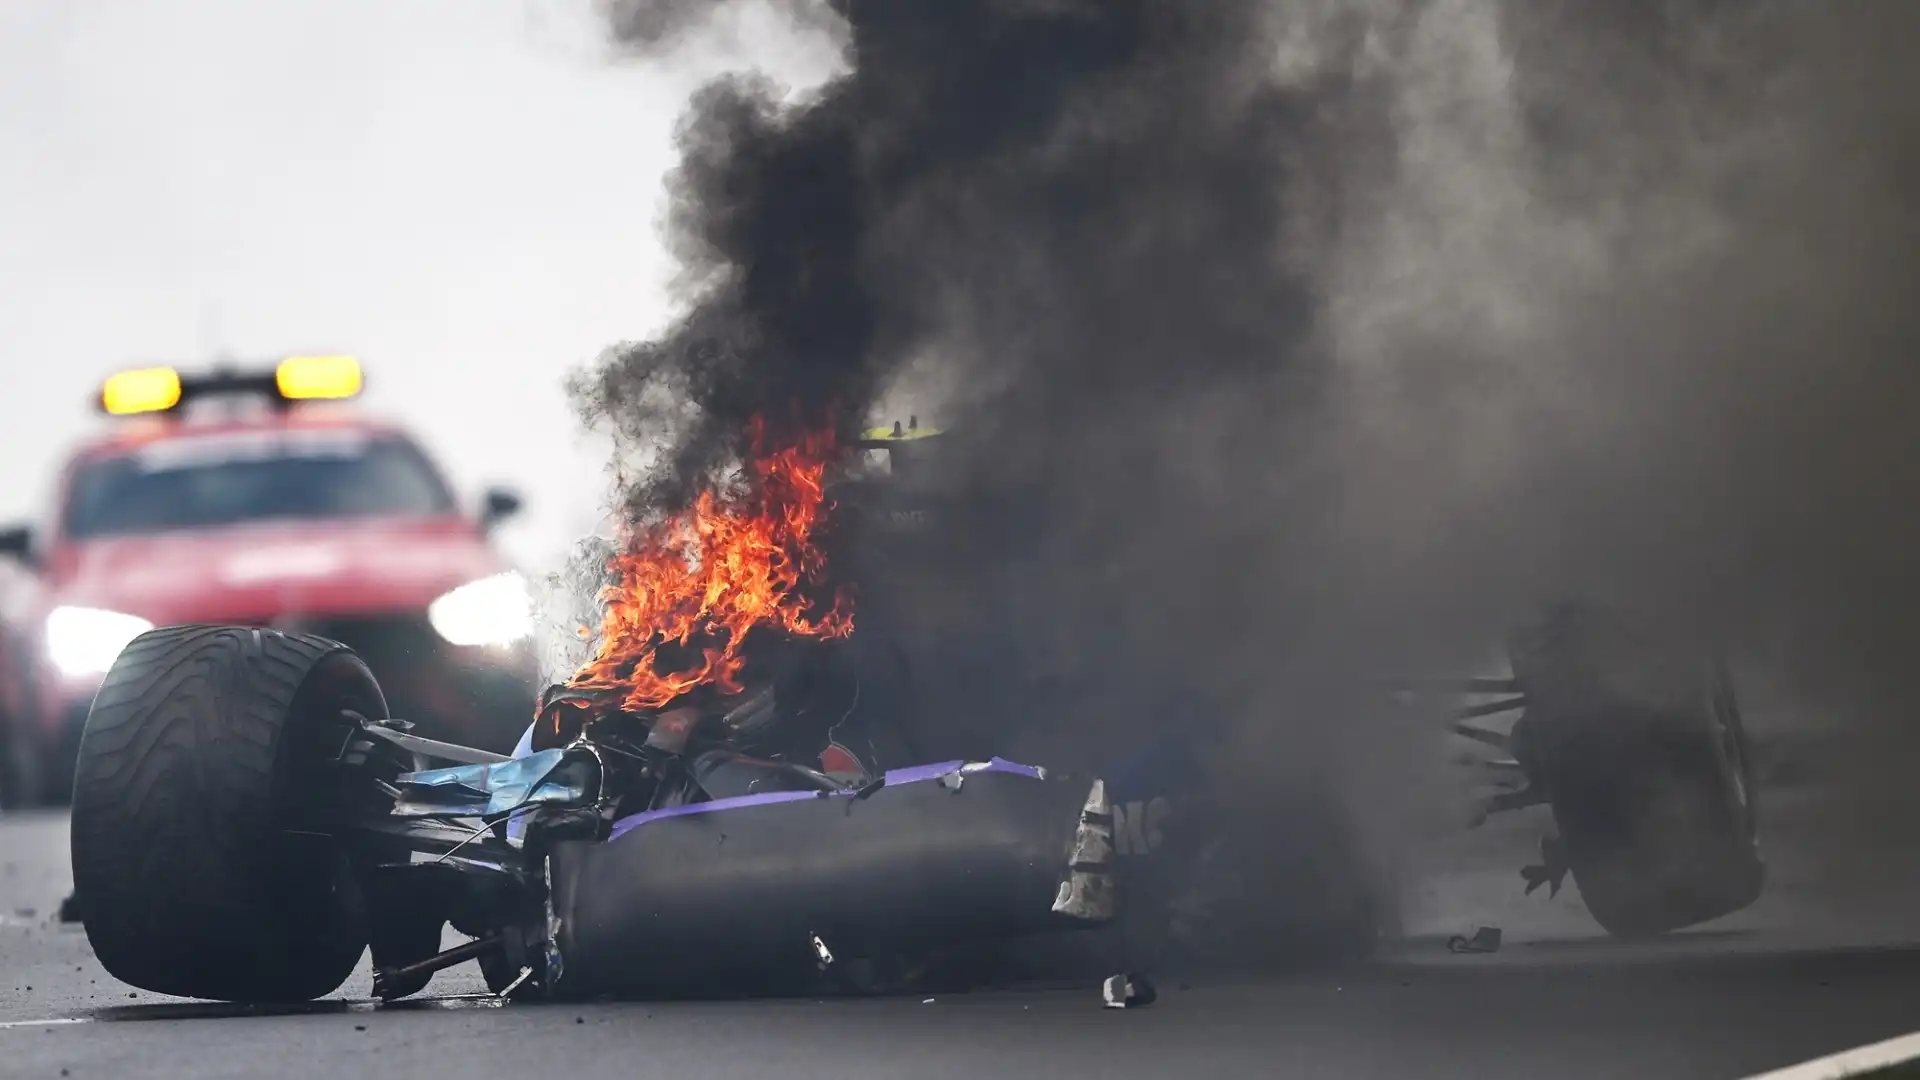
(1747, 1031, 1920, 1079)
(0, 1018, 92, 1031)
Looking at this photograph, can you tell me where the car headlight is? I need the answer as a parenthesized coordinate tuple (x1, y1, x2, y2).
(45, 606, 154, 678)
(428, 572, 532, 648)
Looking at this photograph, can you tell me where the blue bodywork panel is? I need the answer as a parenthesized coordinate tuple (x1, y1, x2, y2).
(394, 747, 597, 820)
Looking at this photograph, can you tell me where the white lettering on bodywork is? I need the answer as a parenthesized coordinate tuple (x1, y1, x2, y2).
(1113, 797, 1171, 855)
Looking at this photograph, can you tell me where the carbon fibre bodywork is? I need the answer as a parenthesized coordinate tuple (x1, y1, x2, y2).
(545, 761, 1112, 999)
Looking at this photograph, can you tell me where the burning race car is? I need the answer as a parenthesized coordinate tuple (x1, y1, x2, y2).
(0, 357, 538, 807)
(65, 425, 1762, 1004)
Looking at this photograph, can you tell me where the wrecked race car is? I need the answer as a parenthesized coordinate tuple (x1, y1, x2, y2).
(67, 626, 1126, 1003)
(65, 430, 1762, 1004)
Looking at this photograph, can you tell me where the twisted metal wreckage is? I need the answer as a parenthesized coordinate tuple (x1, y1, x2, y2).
(65, 425, 1765, 1005)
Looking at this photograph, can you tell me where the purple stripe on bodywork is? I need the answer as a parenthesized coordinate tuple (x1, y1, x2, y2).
(884, 757, 1044, 784)
(606, 757, 1046, 841)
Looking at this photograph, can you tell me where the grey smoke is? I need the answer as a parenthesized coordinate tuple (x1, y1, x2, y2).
(570, 0, 1920, 884)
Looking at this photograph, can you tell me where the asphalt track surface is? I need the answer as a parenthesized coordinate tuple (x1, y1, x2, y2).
(2, 738, 1918, 1080)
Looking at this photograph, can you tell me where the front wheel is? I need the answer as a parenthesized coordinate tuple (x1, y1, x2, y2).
(70, 626, 387, 1001)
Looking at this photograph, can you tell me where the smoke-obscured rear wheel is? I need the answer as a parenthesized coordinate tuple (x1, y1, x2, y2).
(1509, 602, 1763, 937)
(1157, 789, 1391, 968)
(70, 626, 385, 1001)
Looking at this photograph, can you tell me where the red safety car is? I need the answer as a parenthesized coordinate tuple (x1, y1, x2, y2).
(0, 356, 538, 806)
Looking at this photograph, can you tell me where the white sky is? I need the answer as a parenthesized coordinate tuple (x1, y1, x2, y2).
(0, 0, 827, 569)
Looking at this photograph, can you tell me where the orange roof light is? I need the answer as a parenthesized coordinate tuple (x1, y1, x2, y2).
(100, 367, 184, 416)
(276, 355, 363, 401)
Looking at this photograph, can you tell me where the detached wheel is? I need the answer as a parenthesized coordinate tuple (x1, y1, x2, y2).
(70, 626, 387, 1001)
(1509, 602, 1763, 937)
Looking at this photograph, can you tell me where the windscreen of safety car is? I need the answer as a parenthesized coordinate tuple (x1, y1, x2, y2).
(63, 429, 457, 539)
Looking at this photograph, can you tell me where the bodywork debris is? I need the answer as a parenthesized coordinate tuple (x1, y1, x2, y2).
(1101, 972, 1158, 1008)
(1447, 926, 1503, 954)
(1521, 834, 1569, 897)
(391, 748, 599, 820)
(496, 967, 534, 999)
(1052, 779, 1117, 921)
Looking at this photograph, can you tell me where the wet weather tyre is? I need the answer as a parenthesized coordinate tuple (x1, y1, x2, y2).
(69, 625, 388, 1002)
(1508, 603, 1763, 937)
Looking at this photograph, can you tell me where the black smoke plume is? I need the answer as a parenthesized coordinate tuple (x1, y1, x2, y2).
(572, 0, 1920, 922)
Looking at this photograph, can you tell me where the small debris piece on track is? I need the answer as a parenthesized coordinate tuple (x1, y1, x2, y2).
(1102, 972, 1158, 1008)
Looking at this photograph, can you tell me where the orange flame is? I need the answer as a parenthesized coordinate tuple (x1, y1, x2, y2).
(566, 422, 853, 712)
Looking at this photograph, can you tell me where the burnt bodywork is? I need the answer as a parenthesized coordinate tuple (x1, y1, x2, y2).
(549, 762, 1110, 998)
